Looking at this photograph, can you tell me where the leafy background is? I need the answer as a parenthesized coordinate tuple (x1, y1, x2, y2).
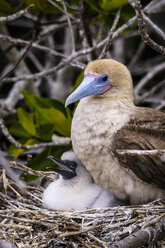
(0, 0, 165, 181)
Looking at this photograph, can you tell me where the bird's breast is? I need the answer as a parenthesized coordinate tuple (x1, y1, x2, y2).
(71, 97, 132, 199)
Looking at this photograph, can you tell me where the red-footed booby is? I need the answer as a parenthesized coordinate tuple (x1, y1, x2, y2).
(42, 151, 124, 210)
(65, 59, 165, 205)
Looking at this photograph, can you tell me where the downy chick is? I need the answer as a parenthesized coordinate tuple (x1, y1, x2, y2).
(42, 151, 126, 210)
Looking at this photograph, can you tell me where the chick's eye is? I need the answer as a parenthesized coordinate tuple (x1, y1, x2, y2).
(102, 75, 108, 82)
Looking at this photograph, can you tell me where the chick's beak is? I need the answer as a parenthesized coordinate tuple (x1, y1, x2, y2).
(47, 155, 77, 180)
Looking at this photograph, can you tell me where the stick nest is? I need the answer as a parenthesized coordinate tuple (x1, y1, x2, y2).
(0, 162, 165, 248)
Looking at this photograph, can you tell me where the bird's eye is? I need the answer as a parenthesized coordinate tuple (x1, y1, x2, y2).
(102, 75, 108, 82)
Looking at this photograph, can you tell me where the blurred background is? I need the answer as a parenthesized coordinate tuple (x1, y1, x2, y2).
(0, 0, 165, 183)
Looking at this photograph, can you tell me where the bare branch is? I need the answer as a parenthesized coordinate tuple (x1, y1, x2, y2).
(111, 219, 165, 248)
(0, 17, 138, 84)
(0, 118, 71, 150)
(47, 0, 66, 15)
(62, 0, 76, 53)
(79, 0, 95, 62)
(0, 150, 26, 188)
(143, 13, 165, 41)
(129, 0, 165, 54)
(128, 41, 145, 68)
(0, 4, 34, 22)
(136, 79, 165, 104)
(116, 149, 165, 157)
(99, 8, 121, 59)
(0, 33, 66, 59)
(134, 61, 165, 97)
(0, 32, 35, 81)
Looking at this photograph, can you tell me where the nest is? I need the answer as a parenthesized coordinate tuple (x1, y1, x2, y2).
(0, 162, 165, 248)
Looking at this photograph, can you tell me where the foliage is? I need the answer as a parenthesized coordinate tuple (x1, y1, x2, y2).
(7, 90, 72, 169)
(0, 0, 165, 181)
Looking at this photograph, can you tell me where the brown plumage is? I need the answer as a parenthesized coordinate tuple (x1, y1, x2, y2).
(112, 108, 165, 189)
(66, 59, 165, 204)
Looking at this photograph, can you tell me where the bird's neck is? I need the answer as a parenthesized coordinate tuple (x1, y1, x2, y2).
(78, 95, 135, 112)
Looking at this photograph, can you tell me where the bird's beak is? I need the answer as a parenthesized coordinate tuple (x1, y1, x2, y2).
(65, 74, 111, 107)
(47, 155, 77, 180)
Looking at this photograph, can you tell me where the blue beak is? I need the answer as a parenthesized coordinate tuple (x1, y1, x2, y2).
(65, 74, 111, 107)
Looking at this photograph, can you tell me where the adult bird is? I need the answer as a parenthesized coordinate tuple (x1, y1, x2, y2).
(65, 59, 165, 205)
(42, 151, 123, 210)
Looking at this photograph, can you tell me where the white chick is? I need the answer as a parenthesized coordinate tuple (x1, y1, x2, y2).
(42, 151, 127, 210)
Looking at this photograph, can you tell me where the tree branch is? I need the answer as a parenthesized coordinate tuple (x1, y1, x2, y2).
(110, 219, 165, 248)
(116, 149, 165, 157)
(134, 61, 165, 97)
(0, 118, 71, 150)
(99, 8, 121, 59)
(62, 0, 76, 53)
(129, 0, 165, 54)
(0, 5, 34, 22)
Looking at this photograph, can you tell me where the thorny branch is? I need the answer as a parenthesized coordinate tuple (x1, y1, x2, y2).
(130, 0, 165, 54)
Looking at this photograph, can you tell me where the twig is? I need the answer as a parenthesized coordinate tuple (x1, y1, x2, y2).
(0, 223, 32, 230)
(129, 0, 165, 54)
(99, 8, 121, 59)
(47, 0, 66, 15)
(110, 219, 165, 248)
(9, 161, 55, 181)
(134, 61, 165, 96)
(0, 118, 71, 150)
(88, 233, 108, 248)
(0, 31, 35, 82)
(143, 13, 165, 41)
(135, 79, 165, 104)
(142, 213, 165, 228)
(116, 149, 165, 156)
(62, 0, 75, 53)
(79, 0, 93, 62)
(0, 33, 66, 59)
(0, 4, 34, 22)
(128, 41, 145, 68)
(58, 225, 100, 238)
(0, 150, 25, 188)
(0, 2, 154, 84)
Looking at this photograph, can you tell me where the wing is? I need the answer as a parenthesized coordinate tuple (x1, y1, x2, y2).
(111, 107, 165, 189)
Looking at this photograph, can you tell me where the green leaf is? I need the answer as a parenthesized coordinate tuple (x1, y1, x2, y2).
(42, 108, 71, 137)
(24, 174, 39, 182)
(8, 120, 32, 139)
(28, 145, 71, 171)
(86, 0, 101, 12)
(34, 108, 52, 126)
(38, 124, 55, 141)
(0, 0, 12, 16)
(101, 0, 128, 11)
(22, 90, 69, 117)
(17, 108, 36, 136)
(8, 138, 39, 158)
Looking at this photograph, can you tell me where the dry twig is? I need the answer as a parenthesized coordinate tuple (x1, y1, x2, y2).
(0, 5, 34, 22)
(0, 118, 71, 150)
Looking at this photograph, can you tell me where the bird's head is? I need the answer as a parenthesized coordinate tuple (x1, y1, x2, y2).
(47, 152, 92, 183)
(65, 59, 134, 106)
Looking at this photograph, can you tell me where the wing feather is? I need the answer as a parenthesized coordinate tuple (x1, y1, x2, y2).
(111, 107, 165, 189)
